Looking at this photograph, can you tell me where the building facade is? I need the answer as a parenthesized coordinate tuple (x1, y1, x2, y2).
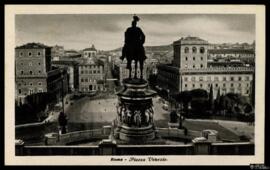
(208, 49, 255, 65)
(113, 59, 147, 85)
(83, 44, 97, 58)
(157, 36, 254, 99)
(51, 45, 64, 61)
(15, 43, 68, 104)
(113, 58, 159, 85)
(51, 60, 79, 92)
(78, 59, 105, 93)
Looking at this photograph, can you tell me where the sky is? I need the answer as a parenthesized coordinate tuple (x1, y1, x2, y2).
(15, 14, 255, 51)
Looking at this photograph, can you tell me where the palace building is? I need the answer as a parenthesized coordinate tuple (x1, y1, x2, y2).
(113, 58, 158, 85)
(78, 57, 106, 93)
(15, 43, 69, 104)
(156, 36, 254, 98)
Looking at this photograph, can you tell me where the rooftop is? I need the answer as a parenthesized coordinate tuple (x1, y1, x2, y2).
(78, 58, 104, 66)
(174, 36, 208, 45)
(15, 42, 51, 49)
(51, 60, 79, 65)
(65, 50, 78, 53)
(83, 44, 97, 51)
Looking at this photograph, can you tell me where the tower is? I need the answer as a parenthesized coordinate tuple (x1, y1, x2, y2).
(173, 36, 209, 69)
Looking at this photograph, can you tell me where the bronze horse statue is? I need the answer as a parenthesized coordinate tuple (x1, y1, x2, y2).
(120, 15, 147, 79)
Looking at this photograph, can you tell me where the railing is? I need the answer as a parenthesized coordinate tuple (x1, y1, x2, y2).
(157, 128, 200, 139)
(15, 126, 254, 155)
(211, 142, 254, 155)
(16, 141, 254, 155)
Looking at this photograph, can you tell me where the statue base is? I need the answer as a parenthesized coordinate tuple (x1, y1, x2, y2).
(115, 78, 157, 144)
(117, 125, 156, 143)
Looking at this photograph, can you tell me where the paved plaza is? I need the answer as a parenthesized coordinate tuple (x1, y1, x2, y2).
(66, 96, 170, 124)
(64, 95, 254, 142)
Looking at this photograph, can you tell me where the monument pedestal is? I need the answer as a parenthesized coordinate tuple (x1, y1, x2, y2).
(114, 78, 157, 143)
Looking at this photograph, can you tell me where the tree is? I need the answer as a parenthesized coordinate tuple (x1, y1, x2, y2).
(244, 103, 253, 114)
(190, 89, 208, 99)
(226, 93, 247, 114)
(208, 84, 214, 111)
(175, 91, 192, 115)
(191, 98, 209, 115)
(214, 88, 221, 114)
(170, 110, 178, 123)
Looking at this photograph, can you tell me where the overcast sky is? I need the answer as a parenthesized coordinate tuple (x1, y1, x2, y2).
(15, 14, 255, 51)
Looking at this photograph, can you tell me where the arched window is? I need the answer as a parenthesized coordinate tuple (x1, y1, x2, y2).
(184, 47, 189, 53)
(200, 47, 205, 54)
(192, 47, 197, 53)
(29, 71, 33, 75)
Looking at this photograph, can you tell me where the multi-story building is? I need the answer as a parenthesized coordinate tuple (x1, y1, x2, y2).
(172, 36, 209, 69)
(83, 44, 97, 58)
(15, 43, 68, 104)
(52, 60, 79, 92)
(64, 50, 80, 57)
(208, 49, 255, 65)
(157, 36, 254, 99)
(78, 58, 105, 93)
(51, 45, 64, 61)
(113, 58, 159, 85)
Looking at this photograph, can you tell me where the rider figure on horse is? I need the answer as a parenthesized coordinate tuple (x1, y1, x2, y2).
(120, 15, 147, 79)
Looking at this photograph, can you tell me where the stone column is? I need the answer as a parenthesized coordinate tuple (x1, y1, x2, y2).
(99, 139, 117, 155)
(192, 137, 211, 155)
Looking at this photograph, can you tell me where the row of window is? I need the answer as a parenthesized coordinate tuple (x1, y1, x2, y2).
(81, 70, 101, 74)
(81, 78, 102, 83)
(184, 64, 204, 68)
(184, 47, 205, 54)
(209, 54, 253, 57)
(18, 88, 43, 95)
(185, 56, 204, 61)
(19, 51, 42, 57)
(183, 76, 250, 82)
(80, 85, 102, 91)
(80, 65, 101, 69)
(183, 84, 250, 94)
(184, 83, 249, 88)
(19, 70, 42, 75)
(19, 62, 41, 66)
(17, 82, 43, 86)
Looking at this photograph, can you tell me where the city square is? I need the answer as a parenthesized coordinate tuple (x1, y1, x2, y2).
(12, 12, 257, 156)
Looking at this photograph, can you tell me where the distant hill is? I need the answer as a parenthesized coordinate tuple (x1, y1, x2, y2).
(109, 44, 173, 53)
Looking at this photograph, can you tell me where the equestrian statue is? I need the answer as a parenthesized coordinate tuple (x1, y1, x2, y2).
(120, 15, 147, 79)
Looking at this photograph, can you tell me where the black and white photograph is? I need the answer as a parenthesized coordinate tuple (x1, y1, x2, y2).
(4, 5, 266, 165)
